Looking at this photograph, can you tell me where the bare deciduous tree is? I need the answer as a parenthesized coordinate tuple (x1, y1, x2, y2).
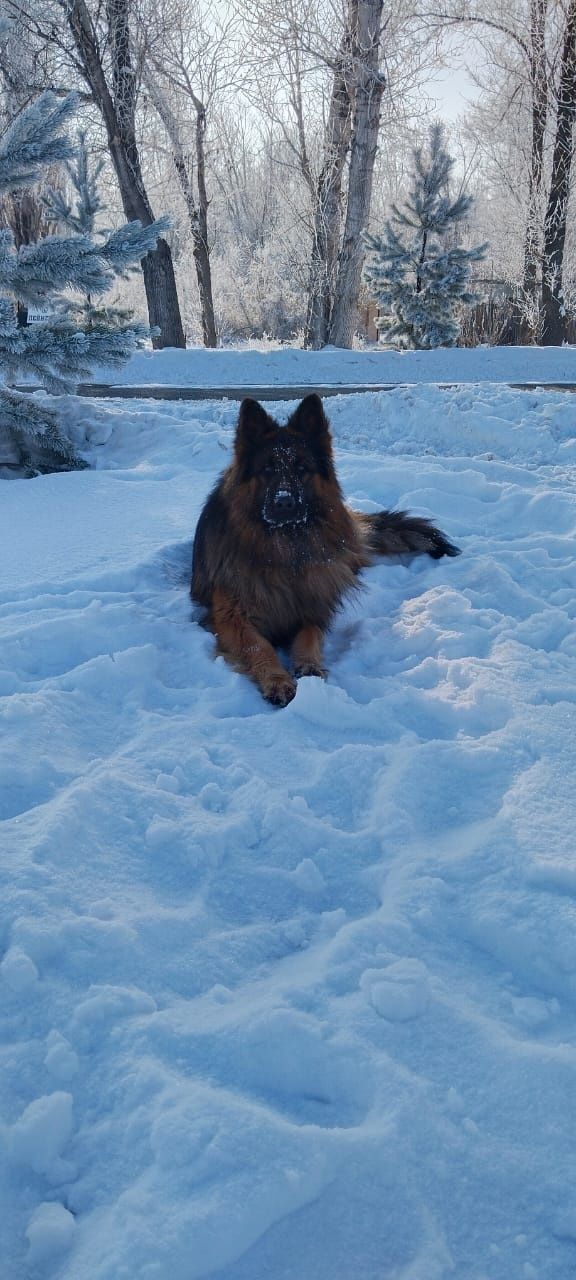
(425, 0, 576, 341)
(424, 1, 551, 302)
(136, 0, 247, 346)
(238, 0, 388, 347)
(328, 0, 385, 347)
(304, 19, 354, 347)
(525, 0, 549, 297)
(541, 0, 576, 342)
(144, 69, 217, 346)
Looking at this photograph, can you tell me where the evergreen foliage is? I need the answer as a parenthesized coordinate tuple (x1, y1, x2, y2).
(363, 123, 487, 350)
(43, 132, 105, 236)
(43, 132, 151, 336)
(0, 94, 168, 476)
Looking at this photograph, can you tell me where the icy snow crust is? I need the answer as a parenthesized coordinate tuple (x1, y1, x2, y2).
(2, 374, 576, 1279)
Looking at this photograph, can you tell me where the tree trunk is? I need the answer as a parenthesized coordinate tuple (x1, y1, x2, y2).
(145, 72, 217, 347)
(64, 0, 185, 348)
(328, 0, 385, 349)
(304, 17, 354, 349)
(415, 229, 428, 294)
(174, 151, 218, 347)
(541, 0, 576, 345)
(523, 0, 548, 300)
(139, 239, 185, 348)
(192, 98, 218, 348)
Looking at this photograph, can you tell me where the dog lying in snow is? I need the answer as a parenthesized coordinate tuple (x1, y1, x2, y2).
(191, 394, 460, 705)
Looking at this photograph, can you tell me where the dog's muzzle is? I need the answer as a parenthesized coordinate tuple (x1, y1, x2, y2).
(262, 486, 306, 527)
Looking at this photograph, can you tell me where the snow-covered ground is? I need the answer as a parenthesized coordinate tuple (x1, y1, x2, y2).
(2, 370, 576, 1280)
(90, 342, 576, 387)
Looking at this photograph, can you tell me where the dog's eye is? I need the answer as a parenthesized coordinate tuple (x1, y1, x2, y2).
(262, 463, 275, 476)
(295, 461, 308, 476)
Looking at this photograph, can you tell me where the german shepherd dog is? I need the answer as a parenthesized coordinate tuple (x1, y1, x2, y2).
(191, 394, 460, 706)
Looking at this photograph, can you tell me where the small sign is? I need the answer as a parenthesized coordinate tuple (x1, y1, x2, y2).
(27, 308, 53, 324)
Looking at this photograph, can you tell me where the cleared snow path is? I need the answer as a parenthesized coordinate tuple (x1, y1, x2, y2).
(2, 384, 576, 1280)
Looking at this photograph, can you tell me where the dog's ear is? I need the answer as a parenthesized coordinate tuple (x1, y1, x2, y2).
(288, 395, 334, 476)
(235, 398, 275, 458)
(287, 394, 330, 441)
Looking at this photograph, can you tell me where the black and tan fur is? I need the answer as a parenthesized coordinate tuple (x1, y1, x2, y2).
(191, 394, 459, 706)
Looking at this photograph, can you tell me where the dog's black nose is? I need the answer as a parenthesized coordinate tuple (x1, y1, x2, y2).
(274, 490, 296, 511)
(263, 485, 303, 527)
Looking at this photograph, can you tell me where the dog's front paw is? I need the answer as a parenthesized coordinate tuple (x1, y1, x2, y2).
(294, 662, 327, 679)
(261, 672, 297, 707)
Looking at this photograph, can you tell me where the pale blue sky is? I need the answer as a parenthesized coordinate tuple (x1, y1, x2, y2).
(428, 60, 480, 122)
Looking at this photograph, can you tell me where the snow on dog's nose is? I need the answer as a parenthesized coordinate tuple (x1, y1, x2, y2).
(274, 489, 296, 512)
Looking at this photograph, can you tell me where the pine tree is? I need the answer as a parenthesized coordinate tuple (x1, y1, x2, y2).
(363, 123, 487, 350)
(0, 93, 168, 476)
(42, 131, 146, 336)
(43, 131, 105, 239)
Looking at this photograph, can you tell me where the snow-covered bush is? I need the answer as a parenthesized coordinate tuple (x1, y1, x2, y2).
(211, 239, 306, 344)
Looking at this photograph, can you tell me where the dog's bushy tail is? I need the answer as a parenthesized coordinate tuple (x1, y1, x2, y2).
(354, 510, 461, 560)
